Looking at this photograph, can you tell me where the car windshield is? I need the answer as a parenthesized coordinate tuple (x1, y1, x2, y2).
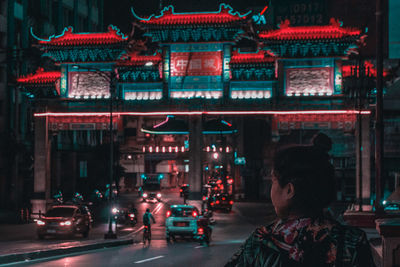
(171, 207, 195, 217)
(143, 183, 161, 191)
(46, 207, 75, 217)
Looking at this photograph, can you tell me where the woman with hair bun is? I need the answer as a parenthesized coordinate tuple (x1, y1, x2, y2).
(225, 144, 375, 267)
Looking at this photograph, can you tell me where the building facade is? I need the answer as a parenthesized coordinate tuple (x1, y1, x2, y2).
(17, 2, 387, 215)
(1, 0, 104, 214)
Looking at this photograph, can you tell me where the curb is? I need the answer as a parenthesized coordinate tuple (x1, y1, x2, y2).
(0, 238, 134, 265)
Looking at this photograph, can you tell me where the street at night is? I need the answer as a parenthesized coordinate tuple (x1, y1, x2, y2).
(1, 0, 400, 266)
(1, 190, 276, 266)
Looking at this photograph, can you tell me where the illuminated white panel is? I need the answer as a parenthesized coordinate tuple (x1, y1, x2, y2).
(68, 72, 111, 99)
(286, 67, 333, 97)
(170, 90, 222, 99)
(230, 90, 271, 99)
(124, 91, 162, 100)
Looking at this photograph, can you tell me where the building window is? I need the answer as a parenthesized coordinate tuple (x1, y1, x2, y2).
(79, 160, 88, 178)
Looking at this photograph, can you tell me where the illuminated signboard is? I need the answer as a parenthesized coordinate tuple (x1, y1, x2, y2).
(285, 67, 333, 96)
(68, 72, 110, 99)
(170, 51, 222, 76)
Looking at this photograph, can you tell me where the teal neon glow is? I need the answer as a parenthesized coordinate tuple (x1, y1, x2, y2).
(31, 26, 72, 42)
(141, 128, 189, 135)
(31, 25, 127, 42)
(131, 3, 251, 21)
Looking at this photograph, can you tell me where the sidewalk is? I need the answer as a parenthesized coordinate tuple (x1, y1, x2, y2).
(0, 222, 136, 265)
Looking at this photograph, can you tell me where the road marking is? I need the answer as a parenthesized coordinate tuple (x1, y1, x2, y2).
(194, 245, 206, 249)
(153, 203, 163, 214)
(134, 255, 164, 264)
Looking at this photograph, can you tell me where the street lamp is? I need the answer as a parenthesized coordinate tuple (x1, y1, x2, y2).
(72, 65, 118, 239)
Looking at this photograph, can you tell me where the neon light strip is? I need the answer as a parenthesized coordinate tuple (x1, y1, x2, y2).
(153, 116, 170, 128)
(34, 110, 371, 117)
(141, 128, 189, 135)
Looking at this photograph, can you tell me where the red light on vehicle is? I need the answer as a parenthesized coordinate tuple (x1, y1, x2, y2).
(198, 228, 204, 235)
(216, 180, 222, 184)
(229, 200, 234, 205)
(222, 197, 226, 200)
(192, 211, 198, 217)
(202, 196, 206, 201)
(227, 179, 233, 184)
(210, 202, 214, 206)
(180, 189, 182, 192)
(166, 210, 171, 217)
(216, 200, 220, 204)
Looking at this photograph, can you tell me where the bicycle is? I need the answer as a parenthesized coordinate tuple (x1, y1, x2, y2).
(143, 225, 151, 244)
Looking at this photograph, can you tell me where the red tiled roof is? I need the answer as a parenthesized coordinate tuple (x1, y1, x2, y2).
(230, 50, 275, 64)
(137, 4, 247, 25)
(118, 52, 162, 66)
(17, 68, 61, 84)
(37, 25, 127, 46)
(259, 18, 361, 41)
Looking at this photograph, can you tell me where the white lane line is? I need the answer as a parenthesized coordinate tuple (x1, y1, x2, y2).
(153, 203, 163, 214)
(194, 245, 206, 249)
(134, 255, 164, 264)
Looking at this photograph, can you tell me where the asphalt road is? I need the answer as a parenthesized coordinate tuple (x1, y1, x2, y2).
(7, 190, 276, 267)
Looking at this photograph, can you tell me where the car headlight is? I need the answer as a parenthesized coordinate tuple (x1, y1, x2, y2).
(36, 220, 45, 226)
(157, 193, 162, 198)
(112, 207, 119, 214)
(60, 220, 72, 226)
(143, 193, 148, 198)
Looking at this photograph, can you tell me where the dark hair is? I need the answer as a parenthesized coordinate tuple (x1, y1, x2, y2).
(146, 208, 150, 212)
(273, 145, 336, 216)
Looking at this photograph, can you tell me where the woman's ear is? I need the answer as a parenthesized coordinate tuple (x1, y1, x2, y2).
(285, 182, 295, 200)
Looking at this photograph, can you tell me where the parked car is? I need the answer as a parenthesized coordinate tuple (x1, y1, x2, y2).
(165, 204, 204, 242)
(209, 193, 234, 212)
(36, 204, 92, 239)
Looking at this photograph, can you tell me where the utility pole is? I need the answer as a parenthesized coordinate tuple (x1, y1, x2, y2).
(375, 0, 384, 213)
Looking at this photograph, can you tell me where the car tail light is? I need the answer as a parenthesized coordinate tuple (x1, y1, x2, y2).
(216, 200, 220, 204)
(210, 202, 214, 206)
(166, 210, 171, 217)
(197, 227, 204, 235)
(36, 220, 45, 226)
(229, 200, 234, 205)
(192, 211, 198, 217)
(222, 197, 226, 200)
(179, 189, 182, 192)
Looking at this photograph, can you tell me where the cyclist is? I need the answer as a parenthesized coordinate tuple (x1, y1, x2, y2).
(143, 208, 156, 238)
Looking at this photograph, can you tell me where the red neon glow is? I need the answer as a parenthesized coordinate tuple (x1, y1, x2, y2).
(17, 68, 61, 84)
(34, 110, 371, 117)
(197, 228, 204, 234)
(166, 211, 171, 217)
(342, 61, 389, 78)
(230, 50, 275, 64)
(260, 5, 268, 15)
(38, 26, 127, 46)
(139, 5, 246, 25)
(171, 52, 222, 76)
(192, 211, 198, 217)
(153, 116, 169, 128)
(259, 18, 361, 40)
(118, 52, 162, 66)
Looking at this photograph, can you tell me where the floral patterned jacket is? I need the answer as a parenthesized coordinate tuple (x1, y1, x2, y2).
(225, 217, 375, 267)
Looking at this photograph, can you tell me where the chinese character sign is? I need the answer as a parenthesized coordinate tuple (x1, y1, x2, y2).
(170, 52, 222, 76)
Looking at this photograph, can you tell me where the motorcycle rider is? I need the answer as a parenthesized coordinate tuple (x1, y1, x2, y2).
(143, 208, 156, 237)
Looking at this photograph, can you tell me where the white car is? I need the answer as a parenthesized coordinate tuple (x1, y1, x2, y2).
(165, 204, 201, 242)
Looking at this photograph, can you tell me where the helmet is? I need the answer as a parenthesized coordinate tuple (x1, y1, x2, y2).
(146, 208, 150, 212)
